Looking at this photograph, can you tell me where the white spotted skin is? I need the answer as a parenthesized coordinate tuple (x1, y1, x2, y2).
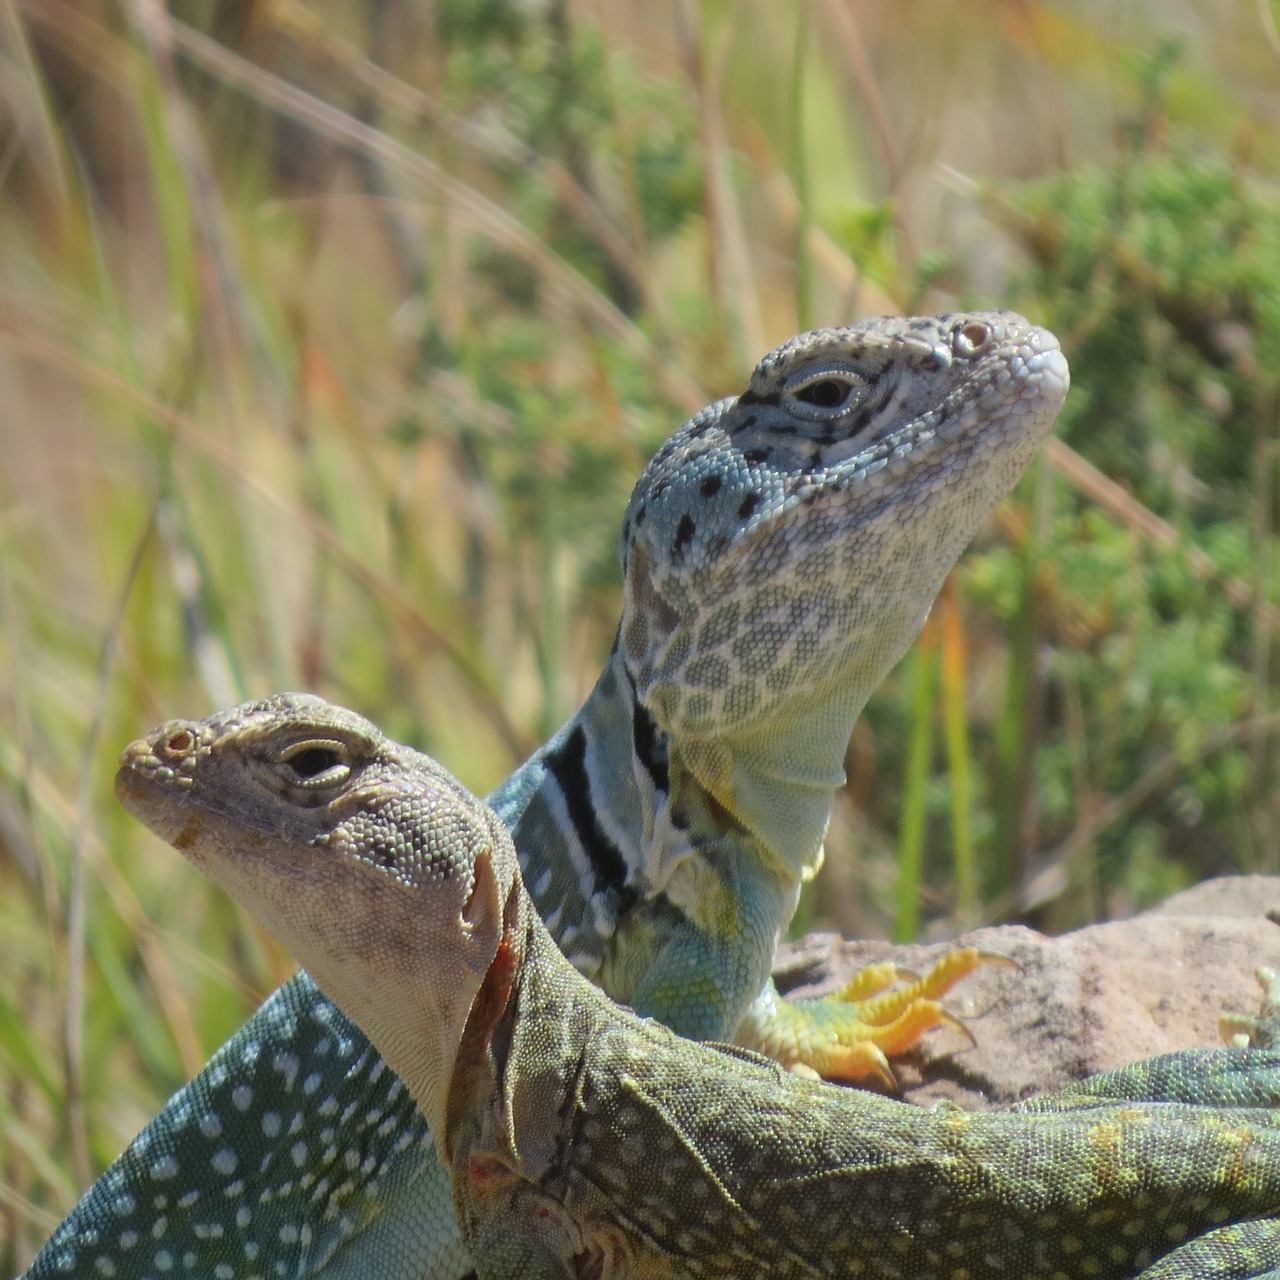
(27, 315, 1067, 1280)
(27, 978, 464, 1280)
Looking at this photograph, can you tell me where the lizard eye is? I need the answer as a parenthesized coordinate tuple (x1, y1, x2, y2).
(281, 739, 351, 787)
(795, 379, 850, 408)
(783, 369, 862, 417)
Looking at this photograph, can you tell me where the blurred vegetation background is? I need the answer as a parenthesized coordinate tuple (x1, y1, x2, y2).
(4, 0, 1280, 1267)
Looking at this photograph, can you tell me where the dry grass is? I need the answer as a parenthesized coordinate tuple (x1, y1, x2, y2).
(3, 1, 1280, 1268)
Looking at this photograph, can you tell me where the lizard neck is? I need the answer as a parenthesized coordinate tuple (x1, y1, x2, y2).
(668, 684, 867, 888)
(672, 591, 937, 883)
(486, 648, 667, 970)
(488, 634, 857, 957)
(646, 494, 991, 883)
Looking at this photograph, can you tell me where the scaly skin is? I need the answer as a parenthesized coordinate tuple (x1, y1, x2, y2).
(118, 695, 1280, 1280)
(25, 312, 1068, 1279)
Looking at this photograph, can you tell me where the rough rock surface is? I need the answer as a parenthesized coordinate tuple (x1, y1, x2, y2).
(774, 875, 1280, 1110)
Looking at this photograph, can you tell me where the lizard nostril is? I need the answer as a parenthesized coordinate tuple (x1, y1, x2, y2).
(164, 728, 196, 755)
(954, 321, 992, 357)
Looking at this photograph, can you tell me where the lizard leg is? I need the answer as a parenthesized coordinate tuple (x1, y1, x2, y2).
(1132, 1218, 1280, 1278)
(617, 911, 980, 1088)
(471, 1233, 573, 1280)
(736, 980, 974, 1087)
(731, 947, 1006, 1087)
(621, 845, 998, 1087)
(613, 893, 971, 1088)
(467, 1170, 627, 1280)
(824, 959, 902, 1002)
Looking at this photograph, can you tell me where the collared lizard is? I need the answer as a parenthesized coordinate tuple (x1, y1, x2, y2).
(117, 692, 1280, 1280)
(25, 312, 1069, 1279)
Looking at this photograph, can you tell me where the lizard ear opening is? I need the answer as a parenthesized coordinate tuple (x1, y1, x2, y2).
(442, 834, 521, 1163)
(461, 840, 503, 938)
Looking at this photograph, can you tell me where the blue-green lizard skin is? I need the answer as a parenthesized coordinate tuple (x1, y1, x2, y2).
(25, 312, 1069, 1279)
(117, 694, 1280, 1280)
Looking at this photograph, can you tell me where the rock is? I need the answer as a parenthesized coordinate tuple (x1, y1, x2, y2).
(773, 876, 1280, 1110)
(1144, 873, 1280, 920)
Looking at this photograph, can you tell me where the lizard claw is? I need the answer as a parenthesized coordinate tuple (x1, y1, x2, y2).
(741, 947, 1008, 1087)
(835, 947, 1013, 1030)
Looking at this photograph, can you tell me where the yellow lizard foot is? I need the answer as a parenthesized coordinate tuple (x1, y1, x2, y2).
(836, 947, 1017, 1030)
(780, 1001, 971, 1090)
(740, 946, 1011, 1089)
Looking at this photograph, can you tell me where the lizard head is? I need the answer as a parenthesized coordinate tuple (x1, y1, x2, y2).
(615, 312, 1069, 872)
(115, 692, 517, 1145)
(619, 311, 1070, 743)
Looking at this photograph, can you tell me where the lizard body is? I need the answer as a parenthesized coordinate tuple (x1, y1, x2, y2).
(26, 313, 1068, 1279)
(117, 695, 1280, 1280)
